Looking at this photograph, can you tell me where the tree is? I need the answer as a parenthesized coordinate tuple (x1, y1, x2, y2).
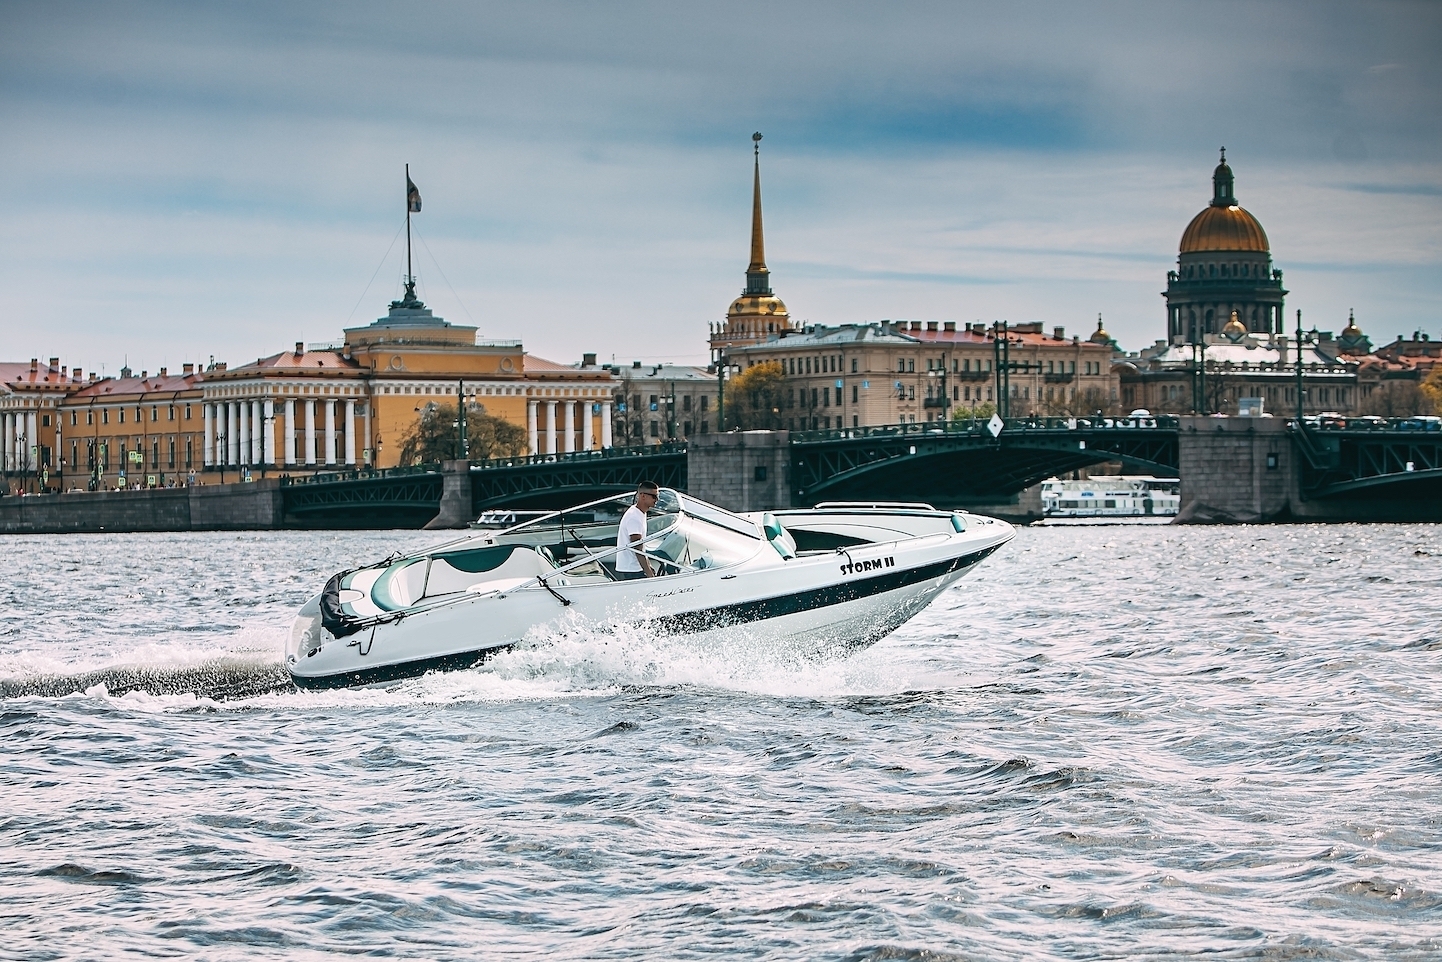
(1420, 367, 1442, 415)
(950, 400, 997, 423)
(397, 402, 528, 464)
(1358, 380, 1430, 418)
(725, 361, 787, 430)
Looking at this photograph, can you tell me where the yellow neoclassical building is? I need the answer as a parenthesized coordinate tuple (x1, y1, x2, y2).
(197, 282, 618, 473)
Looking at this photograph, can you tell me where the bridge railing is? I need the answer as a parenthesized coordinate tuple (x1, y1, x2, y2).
(790, 415, 1180, 443)
(278, 464, 441, 487)
(468, 440, 687, 471)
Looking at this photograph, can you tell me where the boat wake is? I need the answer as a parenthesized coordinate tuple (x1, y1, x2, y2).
(0, 601, 950, 708)
(0, 653, 294, 702)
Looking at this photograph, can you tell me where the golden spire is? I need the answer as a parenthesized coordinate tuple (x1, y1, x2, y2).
(745, 132, 771, 293)
(749, 133, 766, 272)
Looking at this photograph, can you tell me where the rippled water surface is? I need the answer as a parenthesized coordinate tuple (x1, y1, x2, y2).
(3, 524, 1442, 960)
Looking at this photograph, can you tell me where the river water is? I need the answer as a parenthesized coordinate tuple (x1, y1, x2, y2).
(2, 523, 1441, 960)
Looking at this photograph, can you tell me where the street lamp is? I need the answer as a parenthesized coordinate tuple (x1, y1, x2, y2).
(215, 427, 227, 484)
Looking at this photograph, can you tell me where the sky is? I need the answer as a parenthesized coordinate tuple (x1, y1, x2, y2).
(1, 0, 1439, 375)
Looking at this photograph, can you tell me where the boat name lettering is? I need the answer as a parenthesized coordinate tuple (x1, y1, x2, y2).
(648, 586, 697, 599)
(840, 557, 895, 575)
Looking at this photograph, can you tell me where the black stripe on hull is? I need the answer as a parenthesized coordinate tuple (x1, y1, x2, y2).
(290, 542, 1004, 690)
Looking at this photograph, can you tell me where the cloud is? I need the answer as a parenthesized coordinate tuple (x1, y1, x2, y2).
(0, 0, 1439, 372)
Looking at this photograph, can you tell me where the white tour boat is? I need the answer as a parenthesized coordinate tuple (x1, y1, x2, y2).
(1038, 475, 1180, 521)
(287, 489, 1014, 689)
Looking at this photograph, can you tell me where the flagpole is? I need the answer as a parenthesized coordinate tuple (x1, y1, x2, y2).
(405, 163, 413, 292)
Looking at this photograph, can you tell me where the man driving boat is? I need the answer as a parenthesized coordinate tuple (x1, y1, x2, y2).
(615, 480, 659, 579)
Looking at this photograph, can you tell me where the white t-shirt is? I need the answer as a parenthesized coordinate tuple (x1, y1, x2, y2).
(615, 504, 649, 572)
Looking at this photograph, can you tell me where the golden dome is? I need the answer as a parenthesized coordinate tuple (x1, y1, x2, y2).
(1180, 204, 1269, 254)
(728, 294, 788, 317)
(1341, 308, 1362, 339)
(1089, 314, 1111, 344)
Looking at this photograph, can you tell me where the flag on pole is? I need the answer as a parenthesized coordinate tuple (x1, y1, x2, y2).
(407, 175, 422, 213)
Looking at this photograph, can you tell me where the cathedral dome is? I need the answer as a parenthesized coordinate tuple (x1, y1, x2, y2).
(1179, 148, 1269, 254)
(1180, 205, 1270, 254)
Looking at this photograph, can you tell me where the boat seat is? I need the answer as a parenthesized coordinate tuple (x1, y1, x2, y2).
(372, 545, 558, 609)
(424, 546, 557, 597)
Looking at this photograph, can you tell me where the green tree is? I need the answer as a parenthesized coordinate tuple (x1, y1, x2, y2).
(725, 361, 788, 430)
(950, 400, 997, 423)
(397, 402, 528, 464)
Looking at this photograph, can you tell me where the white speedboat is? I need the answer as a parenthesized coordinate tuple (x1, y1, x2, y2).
(286, 489, 1014, 689)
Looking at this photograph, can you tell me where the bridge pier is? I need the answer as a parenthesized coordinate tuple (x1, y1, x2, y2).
(1175, 416, 1292, 523)
(424, 460, 474, 529)
(687, 431, 793, 512)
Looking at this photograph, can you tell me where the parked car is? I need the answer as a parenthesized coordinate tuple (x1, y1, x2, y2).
(1399, 416, 1442, 431)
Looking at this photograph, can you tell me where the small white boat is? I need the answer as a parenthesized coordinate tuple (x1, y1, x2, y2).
(1038, 475, 1180, 520)
(286, 489, 1014, 689)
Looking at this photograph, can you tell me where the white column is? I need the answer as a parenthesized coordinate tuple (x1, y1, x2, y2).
(562, 400, 575, 453)
(304, 400, 316, 465)
(344, 399, 356, 465)
(26, 412, 37, 471)
(3, 412, 12, 471)
(583, 399, 594, 451)
(362, 400, 372, 465)
(227, 402, 239, 466)
(263, 399, 275, 465)
(544, 401, 557, 455)
(251, 400, 263, 465)
(324, 399, 337, 465)
(600, 401, 613, 448)
(238, 401, 251, 465)
(203, 404, 214, 466)
(527, 400, 538, 456)
(284, 399, 296, 465)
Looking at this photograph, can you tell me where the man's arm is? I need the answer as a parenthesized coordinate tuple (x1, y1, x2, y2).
(628, 532, 655, 577)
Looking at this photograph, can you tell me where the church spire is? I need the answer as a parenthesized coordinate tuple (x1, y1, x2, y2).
(745, 132, 771, 295)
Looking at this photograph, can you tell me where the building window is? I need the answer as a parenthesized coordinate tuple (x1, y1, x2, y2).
(70, 412, 77, 426)
(683, 421, 692, 435)
(649, 421, 659, 437)
(118, 409, 124, 424)
(682, 395, 692, 412)
(151, 406, 158, 421)
(898, 359, 906, 373)
(186, 437, 193, 468)
(852, 386, 859, 403)
(907, 359, 915, 373)
(168, 406, 175, 421)
(823, 388, 830, 407)
(185, 404, 192, 420)
(851, 358, 858, 373)
(168, 438, 176, 468)
(700, 395, 708, 411)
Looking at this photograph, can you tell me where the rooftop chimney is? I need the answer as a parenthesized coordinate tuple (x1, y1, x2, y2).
(943, 321, 956, 332)
(30, 358, 38, 372)
(182, 363, 194, 375)
(295, 342, 304, 355)
(72, 368, 82, 382)
(926, 321, 938, 332)
(158, 367, 167, 377)
(1054, 326, 1065, 340)
(632, 360, 642, 368)
(49, 357, 59, 370)
(583, 352, 597, 367)
(140, 371, 147, 379)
